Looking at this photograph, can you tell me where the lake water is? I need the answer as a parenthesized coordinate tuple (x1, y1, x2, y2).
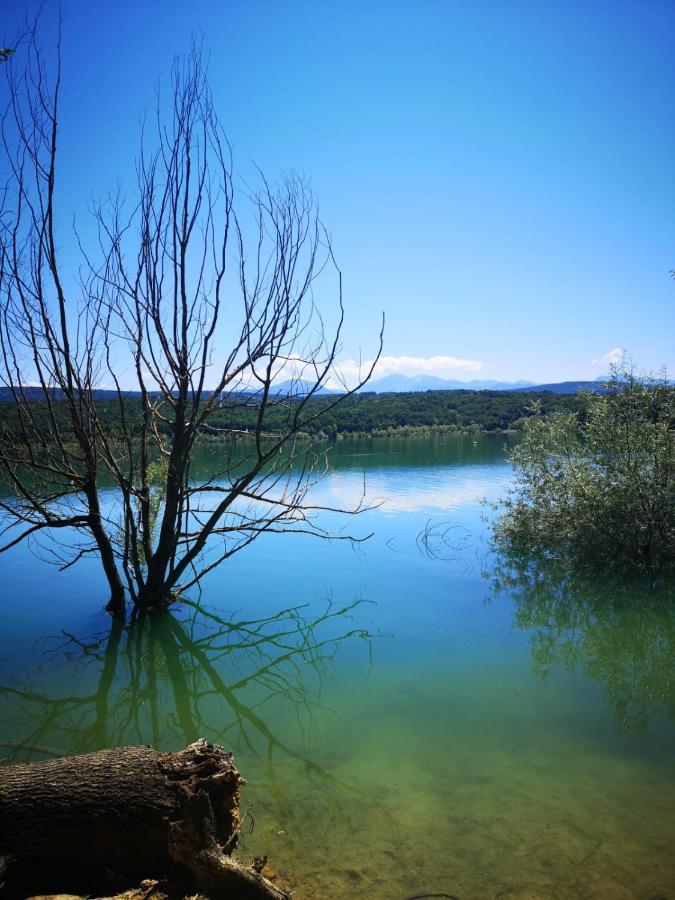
(1, 434, 674, 899)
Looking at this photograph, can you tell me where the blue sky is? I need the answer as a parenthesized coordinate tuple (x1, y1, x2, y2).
(4, 0, 674, 384)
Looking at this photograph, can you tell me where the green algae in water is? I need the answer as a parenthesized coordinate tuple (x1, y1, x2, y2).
(0, 434, 673, 898)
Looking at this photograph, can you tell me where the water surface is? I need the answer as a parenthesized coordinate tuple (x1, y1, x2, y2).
(1, 434, 673, 899)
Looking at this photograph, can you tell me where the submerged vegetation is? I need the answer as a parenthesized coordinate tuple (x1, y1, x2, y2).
(493, 368, 675, 573)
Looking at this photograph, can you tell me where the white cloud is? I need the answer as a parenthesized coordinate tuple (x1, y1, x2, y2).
(327, 354, 483, 390)
(591, 347, 624, 367)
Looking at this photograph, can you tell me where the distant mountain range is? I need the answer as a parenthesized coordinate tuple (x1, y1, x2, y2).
(0, 386, 124, 403)
(512, 379, 610, 394)
(0, 382, 338, 404)
(362, 374, 536, 393)
(290, 374, 617, 395)
(361, 374, 620, 394)
(0, 375, 622, 404)
(268, 380, 337, 396)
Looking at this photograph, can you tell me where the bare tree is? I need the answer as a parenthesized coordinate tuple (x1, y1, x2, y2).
(0, 27, 382, 615)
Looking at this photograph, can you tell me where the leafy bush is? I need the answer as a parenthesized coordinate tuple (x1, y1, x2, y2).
(493, 367, 675, 572)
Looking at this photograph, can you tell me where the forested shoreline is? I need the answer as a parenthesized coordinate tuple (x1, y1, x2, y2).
(0, 389, 583, 444)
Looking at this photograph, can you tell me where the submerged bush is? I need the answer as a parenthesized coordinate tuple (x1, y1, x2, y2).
(493, 367, 675, 572)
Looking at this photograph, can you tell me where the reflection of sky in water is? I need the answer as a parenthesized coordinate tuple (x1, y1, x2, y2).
(315, 463, 511, 515)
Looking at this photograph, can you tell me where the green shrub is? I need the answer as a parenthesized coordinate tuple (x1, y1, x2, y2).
(493, 367, 675, 572)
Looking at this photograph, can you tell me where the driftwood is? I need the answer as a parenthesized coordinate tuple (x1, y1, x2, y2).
(0, 739, 289, 899)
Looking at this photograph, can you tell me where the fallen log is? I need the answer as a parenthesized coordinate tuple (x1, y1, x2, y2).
(0, 739, 289, 899)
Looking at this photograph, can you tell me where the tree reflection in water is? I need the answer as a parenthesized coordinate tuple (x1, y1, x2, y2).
(490, 553, 675, 735)
(0, 598, 378, 820)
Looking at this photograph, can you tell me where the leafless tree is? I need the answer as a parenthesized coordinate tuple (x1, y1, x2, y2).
(0, 26, 382, 615)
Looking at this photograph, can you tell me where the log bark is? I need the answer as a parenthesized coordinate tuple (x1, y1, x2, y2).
(0, 739, 289, 899)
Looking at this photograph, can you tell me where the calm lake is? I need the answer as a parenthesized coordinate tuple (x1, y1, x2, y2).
(1, 434, 674, 899)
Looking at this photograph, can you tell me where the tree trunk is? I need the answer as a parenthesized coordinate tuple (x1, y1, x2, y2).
(0, 739, 289, 899)
(105, 584, 127, 616)
(86, 485, 128, 617)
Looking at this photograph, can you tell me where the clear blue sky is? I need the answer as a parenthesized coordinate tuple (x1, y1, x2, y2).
(5, 0, 675, 383)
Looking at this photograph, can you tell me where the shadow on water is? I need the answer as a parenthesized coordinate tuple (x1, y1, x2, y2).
(489, 552, 675, 735)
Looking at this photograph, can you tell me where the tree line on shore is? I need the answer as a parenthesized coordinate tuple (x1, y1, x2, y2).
(0, 388, 583, 444)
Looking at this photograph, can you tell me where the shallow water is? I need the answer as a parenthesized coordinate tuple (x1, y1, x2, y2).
(1, 434, 674, 899)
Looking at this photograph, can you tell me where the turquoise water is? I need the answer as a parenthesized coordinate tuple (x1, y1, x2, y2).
(1, 434, 674, 898)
